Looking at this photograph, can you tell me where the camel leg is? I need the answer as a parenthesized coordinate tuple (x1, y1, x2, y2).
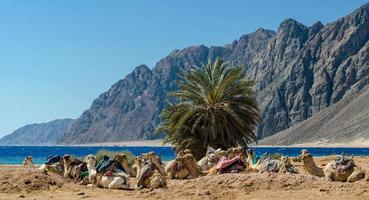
(108, 177, 129, 189)
(150, 180, 160, 189)
(166, 172, 174, 179)
(207, 167, 218, 176)
(347, 167, 365, 182)
(324, 172, 333, 181)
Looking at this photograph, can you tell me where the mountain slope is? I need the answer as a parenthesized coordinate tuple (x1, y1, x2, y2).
(0, 119, 74, 145)
(259, 84, 369, 146)
(59, 3, 369, 144)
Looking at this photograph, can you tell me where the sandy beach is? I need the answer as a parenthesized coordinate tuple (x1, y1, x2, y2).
(1, 156, 369, 200)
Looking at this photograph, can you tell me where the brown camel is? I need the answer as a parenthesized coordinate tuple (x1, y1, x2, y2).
(298, 149, 365, 182)
(165, 149, 207, 179)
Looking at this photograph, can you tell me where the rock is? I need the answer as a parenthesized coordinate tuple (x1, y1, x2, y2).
(76, 192, 85, 196)
(19, 194, 25, 198)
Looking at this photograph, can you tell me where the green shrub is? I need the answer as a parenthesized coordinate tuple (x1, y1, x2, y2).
(259, 152, 282, 160)
(95, 150, 135, 167)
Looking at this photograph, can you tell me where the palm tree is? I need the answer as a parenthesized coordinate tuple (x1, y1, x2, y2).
(157, 58, 259, 159)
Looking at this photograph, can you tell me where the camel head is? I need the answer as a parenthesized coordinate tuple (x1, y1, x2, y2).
(205, 147, 223, 163)
(84, 154, 97, 167)
(63, 154, 72, 167)
(181, 153, 200, 178)
(142, 152, 165, 175)
(280, 156, 291, 166)
(114, 154, 130, 173)
(177, 149, 192, 157)
(245, 149, 256, 165)
(299, 149, 314, 163)
(135, 156, 143, 168)
(23, 156, 33, 166)
(246, 149, 255, 158)
(227, 147, 245, 161)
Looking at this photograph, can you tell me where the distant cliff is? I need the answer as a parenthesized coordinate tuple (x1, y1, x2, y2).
(259, 84, 369, 146)
(0, 119, 74, 145)
(59, 3, 369, 144)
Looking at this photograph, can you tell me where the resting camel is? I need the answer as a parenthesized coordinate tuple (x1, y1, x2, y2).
(84, 155, 130, 189)
(197, 147, 225, 171)
(134, 155, 166, 189)
(297, 149, 365, 182)
(227, 147, 245, 160)
(113, 154, 130, 174)
(279, 155, 298, 174)
(206, 147, 246, 176)
(245, 149, 297, 173)
(23, 156, 34, 167)
(62, 154, 88, 183)
(39, 159, 64, 175)
(165, 150, 207, 179)
(130, 151, 164, 178)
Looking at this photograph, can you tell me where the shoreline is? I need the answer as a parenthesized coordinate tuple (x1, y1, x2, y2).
(3, 139, 369, 148)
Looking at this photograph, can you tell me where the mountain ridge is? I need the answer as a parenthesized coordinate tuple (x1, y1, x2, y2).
(59, 3, 369, 145)
(0, 119, 74, 146)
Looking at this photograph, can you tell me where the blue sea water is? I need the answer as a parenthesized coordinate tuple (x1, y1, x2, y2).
(1, 146, 369, 165)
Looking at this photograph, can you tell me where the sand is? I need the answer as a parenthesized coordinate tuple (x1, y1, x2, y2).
(1, 156, 369, 200)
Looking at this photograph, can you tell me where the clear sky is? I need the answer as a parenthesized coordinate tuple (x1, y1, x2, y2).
(0, 0, 368, 137)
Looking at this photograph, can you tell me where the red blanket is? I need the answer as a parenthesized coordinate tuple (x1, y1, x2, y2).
(215, 155, 241, 169)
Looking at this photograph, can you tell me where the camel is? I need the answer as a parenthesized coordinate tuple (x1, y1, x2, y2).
(165, 157, 190, 179)
(197, 147, 225, 171)
(279, 155, 298, 174)
(245, 149, 260, 172)
(135, 155, 166, 189)
(165, 150, 207, 179)
(297, 149, 365, 182)
(227, 147, 245, 161)
(39, 156, 64, 175)
(113, 154, 130, 174)
(131, 151, 164, 178)
(246, 149, 280, 173)
(84, 155, 130, 189)
(62, 154, 88, 183)
(22, 156, 34, 167)
(207, 147, 246, 176)
(245, 149, 297, 173)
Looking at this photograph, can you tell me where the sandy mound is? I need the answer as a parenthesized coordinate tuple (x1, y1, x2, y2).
(132, 172, 369, 200)
(0, 166, 64, 194)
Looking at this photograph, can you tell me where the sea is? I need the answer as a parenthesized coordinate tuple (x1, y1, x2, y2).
(1, 146, 369, 165)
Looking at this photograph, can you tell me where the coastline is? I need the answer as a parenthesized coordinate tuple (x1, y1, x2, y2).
(3, 138, 369, 148)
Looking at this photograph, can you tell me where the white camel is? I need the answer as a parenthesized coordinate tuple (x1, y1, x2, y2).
(84, 155, 130, 189)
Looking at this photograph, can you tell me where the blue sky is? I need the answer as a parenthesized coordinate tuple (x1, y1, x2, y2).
(0, 0, 368, 137)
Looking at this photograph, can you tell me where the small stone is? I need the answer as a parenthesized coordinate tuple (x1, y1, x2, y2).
(19, 194, 25, 198)
(319, 188, 329, 192)
(76, 192, 85, 196)
(204, 190, 211, 195)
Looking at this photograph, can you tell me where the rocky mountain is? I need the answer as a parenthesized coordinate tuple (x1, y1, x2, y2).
(59, 3, 369, 144)
(259, 84, 369, 146)
(0, 119, 74, 145)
